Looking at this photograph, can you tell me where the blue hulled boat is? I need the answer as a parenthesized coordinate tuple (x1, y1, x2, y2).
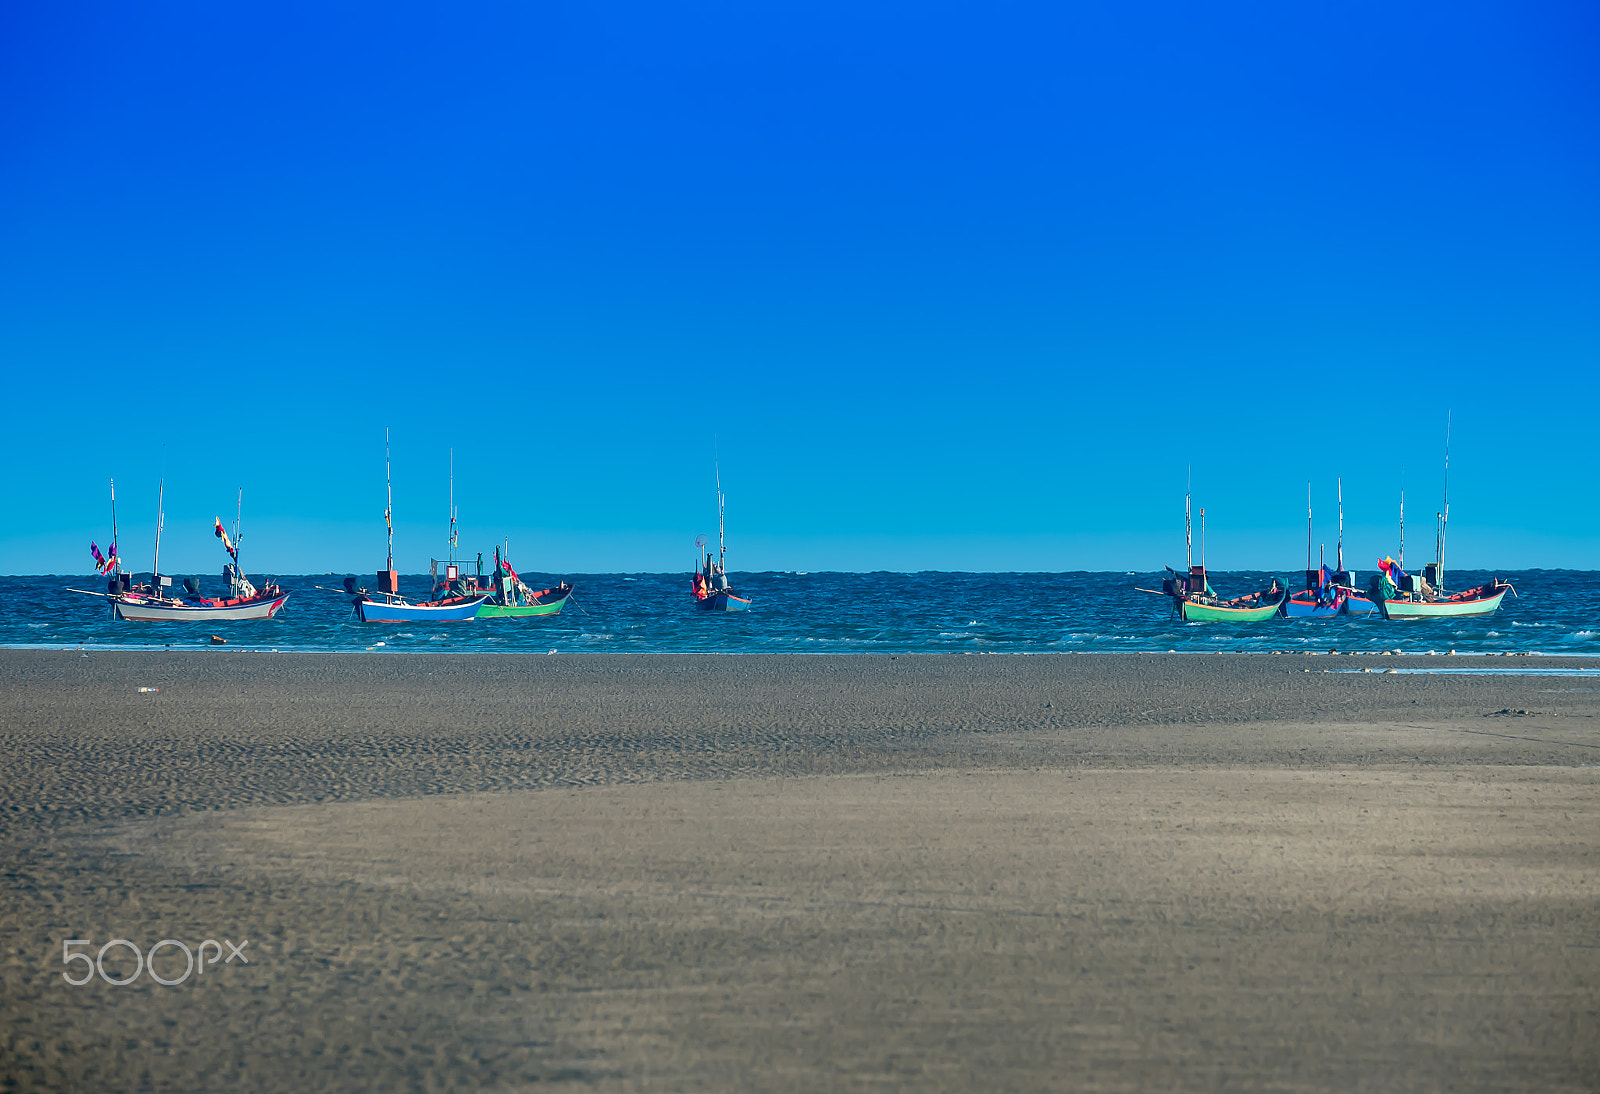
(1283, 481, 1377, 617)
(345, 429, 488, 624)
(690, 460, 754, 613)
(352, 587, 488, 623)
(699, 588, 752, 612)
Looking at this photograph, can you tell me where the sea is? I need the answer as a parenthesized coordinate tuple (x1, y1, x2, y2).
(2, 570, 1596, 657)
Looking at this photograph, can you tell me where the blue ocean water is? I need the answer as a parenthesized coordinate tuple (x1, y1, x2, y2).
(2, 570, 1595, 655)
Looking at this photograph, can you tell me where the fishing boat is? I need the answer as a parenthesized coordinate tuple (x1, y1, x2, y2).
(70, 482, 290, 622)
(1372, 576, 1512, 620)
(350, 586, 487, 623)
(475, 547, 573, 618)
(346, 433, 488, 623)
(691, 461, 752, 612)
(1176, 589, 1286, 622)
(1283, 480, 1377, 617)
(1146, 490, 1285, 622)
(413, 454, 573, 620)
(1365, 413, 1515, 621)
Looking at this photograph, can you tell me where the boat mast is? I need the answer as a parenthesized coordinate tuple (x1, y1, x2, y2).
(1305, 482, 1312, 576)
(448, 447, 458, 565)
(385, 428, 394, 575)
(235, 487, 243, 584)
(715, 458, 726, 569)
(110, 477, 120, 576)
(1185, 468, 1192, 576)
(1336, 478, 1344, 573)
(1399, 470, 1405, 569)
(1437, 410, 1451, 589)
(152, 479, 165, 590)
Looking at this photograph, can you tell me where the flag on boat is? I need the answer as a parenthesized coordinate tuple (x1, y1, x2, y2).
(214, 517, 237, 559)
(89, 541, 117, 573)
(1378, 556, 1406, 583)
(1320, 564, 1334, 589)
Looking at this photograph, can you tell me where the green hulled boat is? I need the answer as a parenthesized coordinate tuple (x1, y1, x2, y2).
(1179, 592, 1285, 622)
(476, 583, 572, 618)
(476, 547, 572, 619)
(1150, 493, 1285, 623)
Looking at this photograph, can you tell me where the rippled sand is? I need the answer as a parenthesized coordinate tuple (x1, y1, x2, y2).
(2, 651, 1596, 1091)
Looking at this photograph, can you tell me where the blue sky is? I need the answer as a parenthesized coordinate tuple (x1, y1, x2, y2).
(2, 2, 1596, 575)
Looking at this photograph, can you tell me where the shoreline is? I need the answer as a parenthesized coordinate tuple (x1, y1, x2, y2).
(7, 642, 1600, 659)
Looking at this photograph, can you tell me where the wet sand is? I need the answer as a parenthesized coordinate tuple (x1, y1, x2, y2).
(1, 650, 1596, 1091)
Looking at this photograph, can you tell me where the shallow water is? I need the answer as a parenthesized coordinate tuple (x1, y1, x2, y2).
(5, 569, 1596, 655)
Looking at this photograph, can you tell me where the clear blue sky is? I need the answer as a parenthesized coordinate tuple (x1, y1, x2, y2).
(2, 2, 1596, 575)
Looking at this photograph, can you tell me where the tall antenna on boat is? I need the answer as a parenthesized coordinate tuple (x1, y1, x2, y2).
(715, 456, 726, 566)
(109, 477, 120, 576)
(1399, 466, 1405, 569)
(1336, 478, 1344, 573)
(1185, 467, 1192, 575)
(152, 478, 165, 586)
(1437, 410, 1451, 589)
(235, 487, 243, 578)
(448, 447, 458, 564)
(1200, 507, 1206, 572)
(384, 428, 394, 574)
(1306, 482, 1312, 576)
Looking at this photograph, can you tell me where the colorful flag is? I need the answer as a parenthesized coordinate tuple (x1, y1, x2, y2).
(1378, 556, 1407, 583)
(89, 541, 118, 574)
(214, 518, 237, 559)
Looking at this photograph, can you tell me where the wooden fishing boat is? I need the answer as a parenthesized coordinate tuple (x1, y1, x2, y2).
(347, 432, 486, 623)
(351, 587, 488, 623)
(1180, 591, 1285, 622)
(1366, 413, 1514, 621)
(1147, 492, 1284, 623)
(70, 482, 290, 622)
(475, 547, 573, 618)
(476, 586, 571, 618)
(691, 461, 753, 612)
(1283, 480, 1377, 618)
(698, 588, 753, 612)
(1375, 581, 1511, 620)
(1282, 589, 1341, 619)
(1283, 586, 1379, 618)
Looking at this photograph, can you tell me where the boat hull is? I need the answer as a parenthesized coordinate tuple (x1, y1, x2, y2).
(1377, 588, 1508, 620)
(1341, 593, 1379, 616)
(697, 590, 752, 612)
(1282, 591, 1380, 618)
(114, 593, 290, 622)
(356, 595, 488, 623)
(476, 586, 572, 618)
(1180, 593, 1284, 622)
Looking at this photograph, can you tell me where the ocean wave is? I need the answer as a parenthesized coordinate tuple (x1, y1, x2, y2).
(5, 570, 1596, 655)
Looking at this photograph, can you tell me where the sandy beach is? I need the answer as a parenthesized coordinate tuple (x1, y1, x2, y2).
(1, 650, 1596, 1091)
